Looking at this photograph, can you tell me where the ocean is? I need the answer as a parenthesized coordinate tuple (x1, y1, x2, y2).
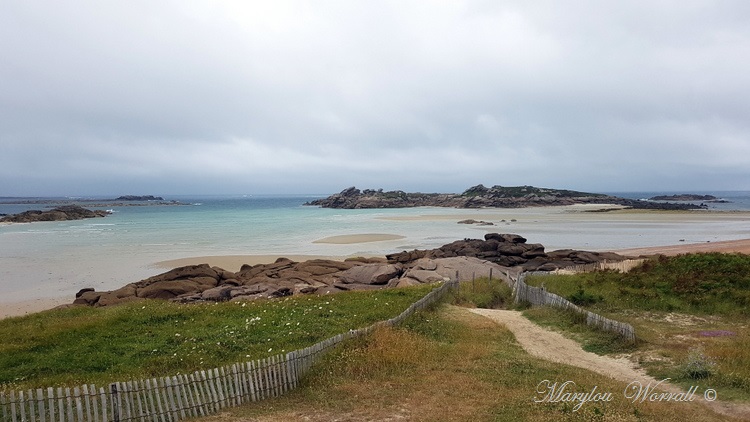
(1, 191, 749, 303)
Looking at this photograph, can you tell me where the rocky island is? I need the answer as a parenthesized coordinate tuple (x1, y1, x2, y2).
(0, 205, 110, 223)
(114, 195, 165, 201)
(0, 195, 185, 207)
(648, 194, 728, 203)
(306, 185, 703, 210)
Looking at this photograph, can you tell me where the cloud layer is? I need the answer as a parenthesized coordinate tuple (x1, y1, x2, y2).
(2, 1, 749, 195)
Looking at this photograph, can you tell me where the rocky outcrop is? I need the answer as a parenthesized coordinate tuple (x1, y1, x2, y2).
(386, 233, 627, 271)
(0, 205, 109, 223)
(649, 194, 717, 201)
(71, 233, 629, 308)
(305, 185, 703, 210)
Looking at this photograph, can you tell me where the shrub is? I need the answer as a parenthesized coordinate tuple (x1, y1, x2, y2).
(569, 288, 603, 306)
(680, 348, 716, 380)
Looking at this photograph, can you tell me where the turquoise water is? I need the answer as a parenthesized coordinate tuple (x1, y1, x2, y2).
(1, 192, 749, 303)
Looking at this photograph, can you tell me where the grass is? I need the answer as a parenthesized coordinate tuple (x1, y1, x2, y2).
(526, 253, 750, 316)
(207, 305, 728, 421)
(524, 253, 750, 402)
(0, 284, 435, 390)
(522, 307, 637, 355)
(449, 276, 515, 309)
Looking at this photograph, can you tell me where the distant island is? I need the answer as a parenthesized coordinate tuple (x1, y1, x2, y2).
(306, 185, 704, 210)
(0, 205, 110, 223)
(114, 195, 164, 201)
(0, 195, 185, 207)
(648, 194, 728, 203)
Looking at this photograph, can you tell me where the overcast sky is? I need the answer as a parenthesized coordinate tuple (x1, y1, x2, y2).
(1, 1, 749, 196)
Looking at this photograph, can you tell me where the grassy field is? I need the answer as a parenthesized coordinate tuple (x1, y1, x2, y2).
(204, 302, 731, 421)
(0, 284, 435, 389)
(525, 253, 750, 402)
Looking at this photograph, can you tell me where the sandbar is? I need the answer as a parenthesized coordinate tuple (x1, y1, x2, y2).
(312, 233, 406, 244)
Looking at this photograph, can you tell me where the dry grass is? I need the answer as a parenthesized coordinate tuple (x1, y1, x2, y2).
(197, 305, 737, 422)
(621, 311, 750, 402)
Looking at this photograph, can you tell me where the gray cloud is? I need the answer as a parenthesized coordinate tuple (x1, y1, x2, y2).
(1, 0, 749, 195)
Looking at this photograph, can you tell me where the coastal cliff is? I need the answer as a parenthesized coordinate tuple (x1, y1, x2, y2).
(306, 185, 703, 210)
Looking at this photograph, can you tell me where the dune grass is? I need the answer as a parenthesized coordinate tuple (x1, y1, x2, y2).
(524, 253, 750, 402)
(0, 284, 435, 390)
(526, 253, 750, 316)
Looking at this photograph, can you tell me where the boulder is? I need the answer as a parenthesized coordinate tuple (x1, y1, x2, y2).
(73, 290, 102, 305)
(337, 264, 402, 285)
(485, 233, 527, 243)
(402, 269, 445, 284)
(396, 278, 421, 288)
(138, 264, 219, 285)
(201, 286, 235, 301)
(138, 280, 201, 300)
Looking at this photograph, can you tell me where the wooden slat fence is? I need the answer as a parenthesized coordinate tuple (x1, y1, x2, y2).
(511, 272, 636, 342)
(1, 280, 458, 422)
(551, 259, 646, 275)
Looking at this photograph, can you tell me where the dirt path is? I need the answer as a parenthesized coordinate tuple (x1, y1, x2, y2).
(468, 308, 750, 421)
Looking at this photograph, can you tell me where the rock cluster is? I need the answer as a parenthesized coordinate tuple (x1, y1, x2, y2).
(0, 205, 110, 223)
(305, 185, 703, 210)
(386, 233, 626, 271)
(72, 233, 628, 308)
(73, 256, 506, 307)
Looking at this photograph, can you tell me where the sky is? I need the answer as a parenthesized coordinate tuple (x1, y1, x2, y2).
(1, 1, 749, 196)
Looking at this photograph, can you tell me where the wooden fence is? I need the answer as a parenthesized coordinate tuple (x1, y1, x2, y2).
(1, 279, 458, 422)
(511, 272, 636, 342)
(550, 259, 646, 275)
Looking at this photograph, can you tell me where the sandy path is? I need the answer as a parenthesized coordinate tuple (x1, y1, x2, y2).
(468, 308, 750, 420)
(468, 308, 665, 387)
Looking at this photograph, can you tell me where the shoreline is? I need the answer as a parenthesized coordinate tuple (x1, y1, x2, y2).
(612, 238, 750, 257)
(3, 237, 749, 320)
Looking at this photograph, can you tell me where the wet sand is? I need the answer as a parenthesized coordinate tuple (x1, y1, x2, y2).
(312, 233, 405, 244)
(0, 297, 71, 319)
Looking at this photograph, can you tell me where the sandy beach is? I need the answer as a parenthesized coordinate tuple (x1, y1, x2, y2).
(0, 297, 72, 319)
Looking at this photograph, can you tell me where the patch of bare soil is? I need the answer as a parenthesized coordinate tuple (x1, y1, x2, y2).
(468, 308, 750, 421)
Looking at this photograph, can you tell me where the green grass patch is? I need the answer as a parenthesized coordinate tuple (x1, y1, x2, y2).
(522, 307, 637, 355)
(526, 253, 750, 316)
(0, 284, 435, 390)
(449, 277, 514, 309)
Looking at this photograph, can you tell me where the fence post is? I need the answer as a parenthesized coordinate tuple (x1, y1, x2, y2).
(110, 383, 119, 422)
